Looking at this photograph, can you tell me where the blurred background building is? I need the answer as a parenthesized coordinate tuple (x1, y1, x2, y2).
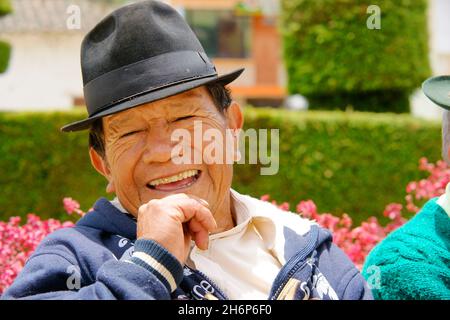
(0, 0, 285, 111)
(0, 0, 449, 118)
(0, 0, 116, 110)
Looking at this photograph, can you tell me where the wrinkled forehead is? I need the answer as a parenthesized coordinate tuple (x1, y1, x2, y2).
(103, 86, 211, 129)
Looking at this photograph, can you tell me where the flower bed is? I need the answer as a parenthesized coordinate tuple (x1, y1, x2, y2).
(1, 158, 448, 295)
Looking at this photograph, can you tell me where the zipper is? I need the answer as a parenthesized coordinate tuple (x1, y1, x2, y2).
(185, 265, 230, 300)
(128, 237, 228, 300)
(269, 225, 319, 300)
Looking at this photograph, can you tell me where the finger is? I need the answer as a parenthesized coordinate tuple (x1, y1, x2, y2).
(182, 219, 209, 250)
(188, 217, 206, 233)
(161, 193, 210, 211)
(183, 223, 193, 247)
(194, 229, 209, 250)
(188, 219, 209, 250)
(155, 193, 217, 231)
(183, 195, 216, 231)
(186, 194, 210, 210)
(172, 198, 217, 231)
(189, 203, 217, 231)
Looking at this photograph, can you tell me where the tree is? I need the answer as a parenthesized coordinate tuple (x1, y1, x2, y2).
(281, 0, 431, 113)
(0, 0, 12, 74)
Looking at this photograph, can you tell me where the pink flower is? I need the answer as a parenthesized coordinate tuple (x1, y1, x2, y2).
(0, 201, 84, 294)
(383, 203, 403, 220)
(1, 157, 447, 294)
(63, 198, 85, 216)
(278, 202, 290, 211)
(63, 197, 80, 214)
(296, 200, 317, 219)
(405, 158, 450, 207)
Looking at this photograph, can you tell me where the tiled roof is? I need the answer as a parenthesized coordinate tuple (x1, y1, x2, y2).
(0, 0, 124, 33)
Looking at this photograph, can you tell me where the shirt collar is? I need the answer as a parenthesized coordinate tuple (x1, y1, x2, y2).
(110, 197, 137, 221)
(228, 189, 314, 264)
(436, 182, 450, 218)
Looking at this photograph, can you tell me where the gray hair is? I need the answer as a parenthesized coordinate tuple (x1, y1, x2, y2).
(442, 110, 450, 164)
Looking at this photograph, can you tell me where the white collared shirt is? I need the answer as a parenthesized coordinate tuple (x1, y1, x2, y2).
(110, 197, 128, 213)
(436, 182, 450, 218)
(187, 189, 313, 300)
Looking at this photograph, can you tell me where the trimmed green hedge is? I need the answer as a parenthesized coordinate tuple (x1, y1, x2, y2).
(0, 40, 11, 73)
(235, 108, 441, 224)
(281, 0, 430, 113)
(0, 110, 105, 222)
(0, 108, 442, 224)
(0, 0, 12, 16)
(0, 0, 12, 73)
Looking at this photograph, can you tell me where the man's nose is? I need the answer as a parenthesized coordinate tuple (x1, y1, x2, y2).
(142, 123, 177, 164)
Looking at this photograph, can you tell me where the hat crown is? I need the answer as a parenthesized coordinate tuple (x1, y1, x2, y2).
(61, 0, 243, 132)
(81, 0, 205, 85)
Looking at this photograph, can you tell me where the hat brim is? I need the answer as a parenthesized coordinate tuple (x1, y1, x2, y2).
(422, 75, 450, 110)
(61, 68, 244, 132)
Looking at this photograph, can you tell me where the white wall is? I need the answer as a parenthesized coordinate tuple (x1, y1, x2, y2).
(0, 33, 84, 111)
(411, 0, 450, 120)
(430, 0, 450, 55)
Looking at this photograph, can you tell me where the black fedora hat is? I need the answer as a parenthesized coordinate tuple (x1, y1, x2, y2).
(61, 0, 244, 132)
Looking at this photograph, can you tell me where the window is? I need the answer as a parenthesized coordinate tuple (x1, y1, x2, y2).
(185, 10, 251, 59)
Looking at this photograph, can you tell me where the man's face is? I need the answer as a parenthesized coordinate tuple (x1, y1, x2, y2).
(92, 86, 242, 217)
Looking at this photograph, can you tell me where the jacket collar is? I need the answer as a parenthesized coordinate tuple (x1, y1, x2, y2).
(76, 197, 137, 240)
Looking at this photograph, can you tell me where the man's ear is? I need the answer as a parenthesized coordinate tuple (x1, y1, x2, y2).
(89, 147, 115, 193)
(226, 101, 244, 131)
(225, 101, 244, 162)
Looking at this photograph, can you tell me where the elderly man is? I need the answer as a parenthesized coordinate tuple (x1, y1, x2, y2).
(3, 1, 371, 300)
(362, 76, 450, 300)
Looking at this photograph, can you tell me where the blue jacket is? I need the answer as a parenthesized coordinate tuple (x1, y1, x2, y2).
(2, 197, 373, 300)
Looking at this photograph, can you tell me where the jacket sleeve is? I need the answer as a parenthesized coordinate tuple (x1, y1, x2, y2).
(316, 241, 373, 300)
(1, 239, 184, 300)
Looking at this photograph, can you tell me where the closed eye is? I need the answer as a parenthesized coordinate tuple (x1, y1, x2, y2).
(174, 115, 194, 122)
(120, 130, 142, 138)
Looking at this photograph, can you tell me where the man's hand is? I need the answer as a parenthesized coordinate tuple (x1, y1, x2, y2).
(136, 193, 217, 265)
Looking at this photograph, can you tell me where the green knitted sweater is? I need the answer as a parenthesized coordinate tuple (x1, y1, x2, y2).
(362, 198, 450, 300)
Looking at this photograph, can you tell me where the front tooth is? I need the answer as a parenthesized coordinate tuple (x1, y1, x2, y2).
(150, 170, 198, 186)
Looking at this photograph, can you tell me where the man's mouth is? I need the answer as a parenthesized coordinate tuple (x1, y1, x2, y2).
(147, 169, 201, 191)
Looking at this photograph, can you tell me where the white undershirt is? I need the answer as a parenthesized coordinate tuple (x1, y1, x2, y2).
(186, 193, 282, 300)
